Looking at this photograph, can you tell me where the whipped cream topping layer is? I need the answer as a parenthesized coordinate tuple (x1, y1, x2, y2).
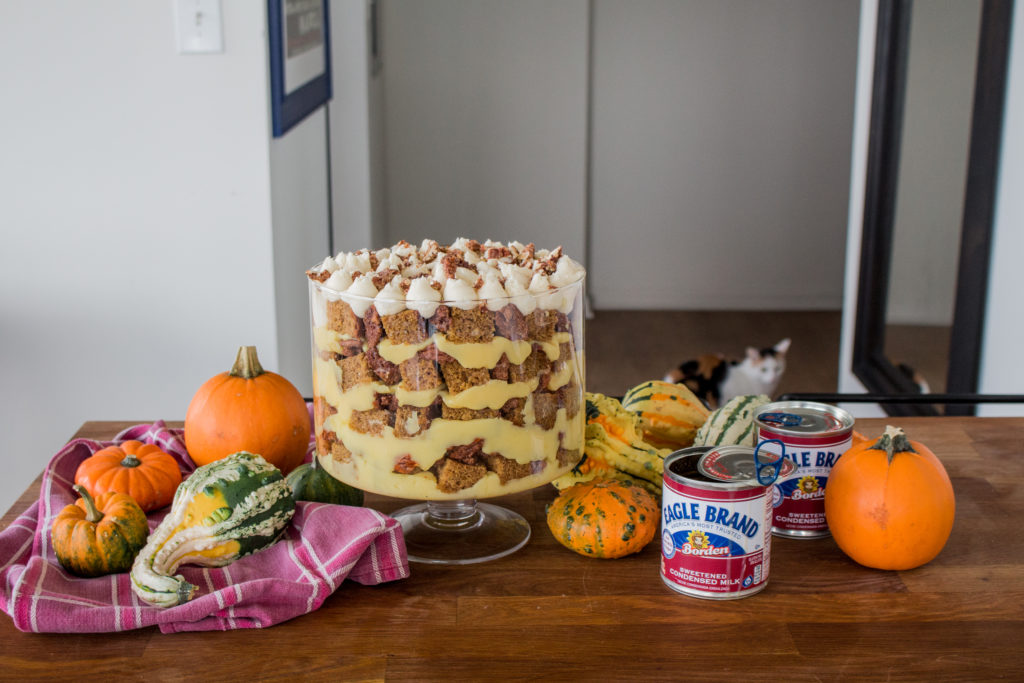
(310, 238, 585, 316)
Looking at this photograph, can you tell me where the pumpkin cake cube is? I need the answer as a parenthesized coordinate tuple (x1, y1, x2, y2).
(494, 304, 528, 340)
(394, 405, 432, 438)
(440, 360, 490, 393)
(313, 396, 337, 427)
(532, 391, 559, 430)
(399, 356, 442, 391)
(381, 309, 428, 344)
(482, 453, 536, 484)
(441, 404, 499, 421)
(366, 347, 402, 385)
(500, 397, 526, 426)
(557, 447, 581, 468)
(330, 440, 353, 464)
(432, 458, 487, 493)
(446, 307, 494, 343)
(561, 381, 581, 418)
(526, 310, 557, 341)
(317, 429, 353, 464)
(327, 299, 362, 338)
(339, 353, 375, 391)
(349, 408, 394, 435)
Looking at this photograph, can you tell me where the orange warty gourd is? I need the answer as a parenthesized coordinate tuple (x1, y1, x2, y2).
(75, 440, 182, 512)
(547, 478, 659, 559)
(184, 346, 310, 474)
(824, 425, 955, 571)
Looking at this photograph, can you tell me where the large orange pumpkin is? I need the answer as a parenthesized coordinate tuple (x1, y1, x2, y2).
(184, 346, 310, 474)
(824, 425, 955, 570)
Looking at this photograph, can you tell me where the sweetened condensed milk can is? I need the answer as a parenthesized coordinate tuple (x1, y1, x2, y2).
(660, 445, 796, 600)
(754, 401, 855, 538)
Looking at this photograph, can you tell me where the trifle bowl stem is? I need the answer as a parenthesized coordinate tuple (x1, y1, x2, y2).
(390, 499, 531, 565)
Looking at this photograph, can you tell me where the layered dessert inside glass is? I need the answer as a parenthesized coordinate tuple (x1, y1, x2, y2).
(306, 238, 585, 500)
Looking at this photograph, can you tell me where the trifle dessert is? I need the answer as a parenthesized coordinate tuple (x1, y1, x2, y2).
(306, 238, 586, 500)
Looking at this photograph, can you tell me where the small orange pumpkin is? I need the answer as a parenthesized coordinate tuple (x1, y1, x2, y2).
(825, 425, 955, 570)
(184, 346, 310, 474)
(51, 485, 149, 577)
(75, 440, 183, 512)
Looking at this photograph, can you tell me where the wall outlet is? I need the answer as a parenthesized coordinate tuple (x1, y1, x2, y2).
(175, 0, 223, 54)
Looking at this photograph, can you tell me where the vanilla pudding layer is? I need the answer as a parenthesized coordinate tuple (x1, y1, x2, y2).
(306, 238, 586, 501)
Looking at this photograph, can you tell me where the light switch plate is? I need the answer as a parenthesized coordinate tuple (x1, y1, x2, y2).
(175, 0, 223, 54)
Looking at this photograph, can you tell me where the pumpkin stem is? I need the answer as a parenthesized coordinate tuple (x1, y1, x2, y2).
(872, 425, 918, 465)
(121, 454, 142, 468)
(229, 345, 266, 379)
(74, 484, 104, 524)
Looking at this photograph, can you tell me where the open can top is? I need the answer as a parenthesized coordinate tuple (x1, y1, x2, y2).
(698, 444, 797, 486)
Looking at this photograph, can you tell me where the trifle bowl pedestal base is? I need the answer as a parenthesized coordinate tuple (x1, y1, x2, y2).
(391, 499, 531, 565)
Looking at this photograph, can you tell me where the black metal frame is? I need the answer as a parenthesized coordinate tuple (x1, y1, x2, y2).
(852, 0, 1015, 417)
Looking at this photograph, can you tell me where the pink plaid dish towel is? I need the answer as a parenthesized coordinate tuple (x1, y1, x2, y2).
(0, 421, 410, 633)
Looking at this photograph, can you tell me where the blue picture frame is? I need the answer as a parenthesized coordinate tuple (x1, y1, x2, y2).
(268, 0, 332, 138)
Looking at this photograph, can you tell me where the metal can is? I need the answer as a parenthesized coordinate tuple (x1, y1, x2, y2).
(754, 401, 855, 538)
(660, 445, 796, 600)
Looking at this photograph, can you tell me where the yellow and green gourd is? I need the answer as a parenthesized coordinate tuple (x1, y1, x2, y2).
(130, 451, 295, 608)
(551, 393, 669, 498)
(621, 380, 711, 449)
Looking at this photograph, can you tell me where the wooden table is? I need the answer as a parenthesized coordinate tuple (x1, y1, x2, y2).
(2, 417, 1022, 681)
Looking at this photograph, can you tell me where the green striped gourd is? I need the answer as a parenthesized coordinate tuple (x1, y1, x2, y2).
(621, 380, 711, 449)
(287, 460, 364, 507)
(693, 394, 771, 447)
(551, 393, 669, 498)
(130, 451, 295, 608)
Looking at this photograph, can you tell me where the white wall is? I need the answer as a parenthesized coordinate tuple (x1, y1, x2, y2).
(0, 2, 329, 511)
(377, 0, 589, 262)
(328, 0, 381, 254)
(979, 0, 1024, 416)
(590, 0, 860, 310)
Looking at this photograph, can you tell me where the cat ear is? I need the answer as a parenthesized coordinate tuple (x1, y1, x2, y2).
(774, 338, 791, 355)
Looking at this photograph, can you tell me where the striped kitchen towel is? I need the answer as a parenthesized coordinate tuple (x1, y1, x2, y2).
(0, 420, 409, 633)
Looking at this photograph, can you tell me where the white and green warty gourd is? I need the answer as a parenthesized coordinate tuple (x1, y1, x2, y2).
(693, 394, 772, 447)
(130, 451, 295, 608)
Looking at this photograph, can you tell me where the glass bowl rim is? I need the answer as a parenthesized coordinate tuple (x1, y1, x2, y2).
(308, 268, 586, 307)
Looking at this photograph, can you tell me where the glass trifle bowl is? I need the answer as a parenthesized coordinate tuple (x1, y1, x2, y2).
(306, 238, 585, 564)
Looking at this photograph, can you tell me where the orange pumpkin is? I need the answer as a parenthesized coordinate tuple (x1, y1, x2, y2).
(824, 425, 955, 570)
(184, 346, 310, 474)
(75, 440, 182, 512)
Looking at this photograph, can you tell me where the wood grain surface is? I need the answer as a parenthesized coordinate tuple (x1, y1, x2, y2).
(1, 417, 1022, 682)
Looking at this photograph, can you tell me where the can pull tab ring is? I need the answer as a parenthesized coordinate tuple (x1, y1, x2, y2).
(759, 412, 802, 428)
(753, 439, 787, 486)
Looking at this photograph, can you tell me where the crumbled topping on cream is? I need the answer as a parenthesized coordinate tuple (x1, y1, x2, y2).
(311, 238, 584, 317)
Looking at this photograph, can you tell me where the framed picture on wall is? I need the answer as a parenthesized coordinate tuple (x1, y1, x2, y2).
(268, 0, 332, 137)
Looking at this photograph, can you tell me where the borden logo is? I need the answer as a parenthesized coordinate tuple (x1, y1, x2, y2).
(681, 530, 730, 556)
(791, 475, 824, 500)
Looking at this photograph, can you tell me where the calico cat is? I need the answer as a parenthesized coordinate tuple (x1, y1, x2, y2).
(664, 338, 790, 409)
